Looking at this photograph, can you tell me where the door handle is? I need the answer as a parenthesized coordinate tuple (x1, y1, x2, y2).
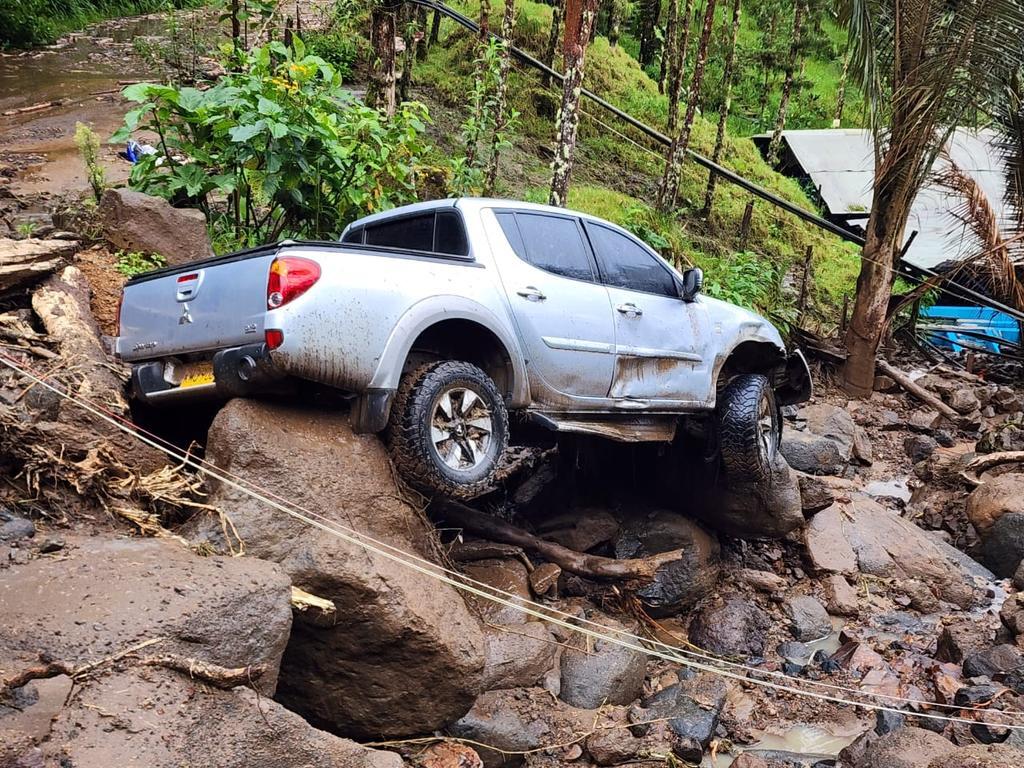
(516, 286, 546, 302)
(616, 302, 643, 317)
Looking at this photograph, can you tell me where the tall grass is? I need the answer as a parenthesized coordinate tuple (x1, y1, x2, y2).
(0, 0, 204, 48)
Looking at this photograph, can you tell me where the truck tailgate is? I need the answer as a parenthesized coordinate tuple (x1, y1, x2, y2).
(116, 245, 280, 362)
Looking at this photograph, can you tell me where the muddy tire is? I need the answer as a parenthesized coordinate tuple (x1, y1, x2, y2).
(717, 373, 780, 484)
(387, 360, 509, 500)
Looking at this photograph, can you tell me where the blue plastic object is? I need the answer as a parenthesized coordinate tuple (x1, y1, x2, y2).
(919, 305, 1022, 355)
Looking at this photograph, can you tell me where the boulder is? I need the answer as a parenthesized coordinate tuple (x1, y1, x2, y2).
(803, 403, 857, 456)
(99, 188, 213, 266)
(0, 535, 292, 692)
(991, 388, 1023, 414)
(705, 452, 805, 538)
(586, 727, 640, 765)
(481, 622, 558, 691)
(804, 497, 984, 607)
(0, 512, 34, 542)
(186, 399, 485, 738)
(905, 434, 939, 464)
(937, 620, 996, 664)
(0, 237, 75, 292)
(963, 644, 1024, 679)
(853, 727, 957, 768)
(614, 510, 720, 616)
(824, 574, 859, 616)
(783, 595, 832, 641)
(461, 558, 533, 624)
(629, 674, 727, 754)
(780, 430, 847, 475)
(559, 613, 646, 708)
(981, 512, 1024, 578)
(966, 475, 1024, 535)
(853, 426, 874, 465)
(947, 388, 981, 415)
(927, 744, 1024, 768)
(688, 597, 772, 658)
(798, 474, 835, 515)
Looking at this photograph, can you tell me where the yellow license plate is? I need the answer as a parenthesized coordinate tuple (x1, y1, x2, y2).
(179, 363, 215, 389)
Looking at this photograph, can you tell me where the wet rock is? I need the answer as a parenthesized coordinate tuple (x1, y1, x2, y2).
(777, 640, 812, 663)
(461, 558, 533, 624)
(731, 757, 771, 768)
(937, 620, 995, 664)
(784, 595, 832, 641)
(976, 421, 1024, 453)
(905, 434, 939, 463)
(740, 568, 788, 593)
(798, 474, 835, 515)
(803, 403, 857, 456)
(481, 622, 558, 691)
(897, 579, 940, 614)
(804, 497, 983, 607)
(0, 514, 34, 542)
(927, 744, 1024, 767)
(948, 388, 981, 415)
(909, 410, 943, 433)
(824, 574, 859, 616)
(614, 510, 720, 616)
(417, 742, 483, 768)
(559, 613, 646, 708)
(586, 728, 639, 765)
(0, 535, 292, 692)
(1000, 593, 1024, 639)
(688, 597, 771, 658)
(962, 644, 1024, 679)
(853, 426, 874, 465)
(981, 511, 1024, 578)
(875, 710, 906, 736)
(1015, 560, 1024, 590)
(780, 430, 847, 475)
(966, 475, 1024, 535)
(631, 674, 727, 754)
(991, 388, 1023, 414)
(98, 188, 212, 266)
(854, 727, 957, 768)
(186, 400, 485, 738)
(742, 750, 834, 767)
(528, 562, 561, 596)
(706, 451, 805, 537)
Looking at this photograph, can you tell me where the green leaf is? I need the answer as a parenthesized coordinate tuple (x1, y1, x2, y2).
(121, 82, 154, 102)
(257, 97, 284, 117)
(229, 123, 264, 143)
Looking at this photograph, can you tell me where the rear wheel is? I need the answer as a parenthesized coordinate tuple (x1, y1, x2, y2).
(387, 360, 509, 499)
(717, 373, 780, 484)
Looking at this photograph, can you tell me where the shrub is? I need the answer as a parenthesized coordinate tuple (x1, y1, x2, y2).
(74, 122, 106, 203)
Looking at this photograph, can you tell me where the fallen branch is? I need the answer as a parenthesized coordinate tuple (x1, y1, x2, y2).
(1, 637, 165, 692)
(1, 100, 61, 116)
(876, 359, 966, 425)
(960, 451, 1024, 486)
(141, 655, 267, 689)
(437, 501, 683, 582)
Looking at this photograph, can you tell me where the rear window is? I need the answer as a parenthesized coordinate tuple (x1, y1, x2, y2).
(496, 211, 594, 282)
(360, 211, 469, 256)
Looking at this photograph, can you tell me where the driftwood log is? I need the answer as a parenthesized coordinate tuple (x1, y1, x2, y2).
(437, 500, 684, 582)
(876, 359, 966, 425)
(960, 451, 1024, 486)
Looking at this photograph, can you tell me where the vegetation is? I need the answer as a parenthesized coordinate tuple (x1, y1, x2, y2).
(0, 0, 203, 47)
(74, 122, 106, 203)
(115, 250, 167, 277)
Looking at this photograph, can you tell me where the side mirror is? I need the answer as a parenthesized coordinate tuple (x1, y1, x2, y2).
(680, 267, 703, 302)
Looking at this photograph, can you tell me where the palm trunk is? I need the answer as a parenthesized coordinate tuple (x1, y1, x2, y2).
(549, 0, 600, 207)
(542, 0, 564, 88)
(666, 0, 695, 134)
(657, 0, 717, 213)
(766, 1, 806, 166)
(658, 0, 679, 94)
(702, 0, 741, 216)
(637, 0, 661, 67)
(366, 5, 397, 117)
(834, 48, 850, 126)
(484, 0, 517, 195)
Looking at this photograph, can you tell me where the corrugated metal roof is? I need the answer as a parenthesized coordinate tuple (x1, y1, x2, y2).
(778, 128, 1014, 270)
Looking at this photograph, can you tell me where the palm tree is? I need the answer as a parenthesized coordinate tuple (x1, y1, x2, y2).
(549, 0, 601, 206)
(656, 0, 717, 213)
(838, 0, 1024, 397)
(702, 0, 741, 216)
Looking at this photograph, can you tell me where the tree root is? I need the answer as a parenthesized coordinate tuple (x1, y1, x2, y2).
(436, 500, 683, 582)
(141, 655, 267, 689)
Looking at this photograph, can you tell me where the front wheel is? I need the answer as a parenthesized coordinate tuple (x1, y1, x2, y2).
(387, 360, 509, 500)
(717, 373, 781, 484)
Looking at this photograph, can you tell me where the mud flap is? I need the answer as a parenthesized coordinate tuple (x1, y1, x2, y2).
(774, 348, 813, 406)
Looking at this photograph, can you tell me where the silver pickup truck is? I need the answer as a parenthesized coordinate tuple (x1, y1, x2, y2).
(116, 198, 810, 498)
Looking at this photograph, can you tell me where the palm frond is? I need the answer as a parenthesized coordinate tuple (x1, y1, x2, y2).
(989, 71, 1024, 234)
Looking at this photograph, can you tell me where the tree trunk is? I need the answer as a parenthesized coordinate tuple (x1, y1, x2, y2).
(430, 7, 442, 45)
(665, 0, 694, 134)
(658, 0, 679, 94)
(702, 0, 741, 216)
(542, 0, 563, 88)
(757, 7, 778, 122)
(417, 5, 430, 59)
(548, 0, 600, 207)
(484, 0, 517, 195)
(834, 48, 850, 126)
(366, 4, 397, 117)
(766, 1, 805, 166)
(656, 0, 717, 213)
(479, 0, 492, 40)
(607, 0, 621, 46)
(637, 0, 661, 67)
(399, 4, 418, 102)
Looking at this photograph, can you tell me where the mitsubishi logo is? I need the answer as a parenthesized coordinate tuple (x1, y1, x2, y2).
(179, 302, 193, 325)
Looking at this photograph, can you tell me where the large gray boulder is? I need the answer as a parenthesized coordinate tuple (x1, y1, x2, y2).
(687, 597, 772, 658)
(705, 452, 805, 538)
(186, 399, 486, 738)
(981, 511, 1024, 578)
(559, 613, 647, 708)
(781, 403, 856, 476)
(99, 188, 213, 266)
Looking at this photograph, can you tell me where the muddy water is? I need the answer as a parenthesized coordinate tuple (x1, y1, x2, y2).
(0, 15, 173, 198)
(702, 721, 865, 767)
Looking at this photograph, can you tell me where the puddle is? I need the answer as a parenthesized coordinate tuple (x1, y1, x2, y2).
(702, 722, 864, 767)
(779, 616, 845, 665)
(863, 478, 911, 503)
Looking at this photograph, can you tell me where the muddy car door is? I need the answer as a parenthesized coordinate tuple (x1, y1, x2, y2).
(583, 221, 712, 405)
(486, 209, 616, 401)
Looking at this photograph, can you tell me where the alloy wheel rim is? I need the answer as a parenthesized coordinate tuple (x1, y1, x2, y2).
(758, 392, 777, 458)
(431, 386, 494, 471)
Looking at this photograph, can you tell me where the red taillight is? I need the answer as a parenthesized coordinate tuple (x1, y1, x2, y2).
(267, 257, 320, 310)
(177, 272, 199, 283)
(265, 328, 284, 350)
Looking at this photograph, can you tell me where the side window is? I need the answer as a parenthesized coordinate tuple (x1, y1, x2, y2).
(586, 223, 678, 297)
(498, 212, 594, 282)
(341, 226, 363, 244)
(435, 210, 469, 256)
(364, 213, 434, 251)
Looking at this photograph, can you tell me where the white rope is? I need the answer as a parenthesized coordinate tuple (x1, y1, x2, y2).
(3, 352, 1022, 730)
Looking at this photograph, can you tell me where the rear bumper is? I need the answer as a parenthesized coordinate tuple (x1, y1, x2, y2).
(131, 344, 286, 406)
